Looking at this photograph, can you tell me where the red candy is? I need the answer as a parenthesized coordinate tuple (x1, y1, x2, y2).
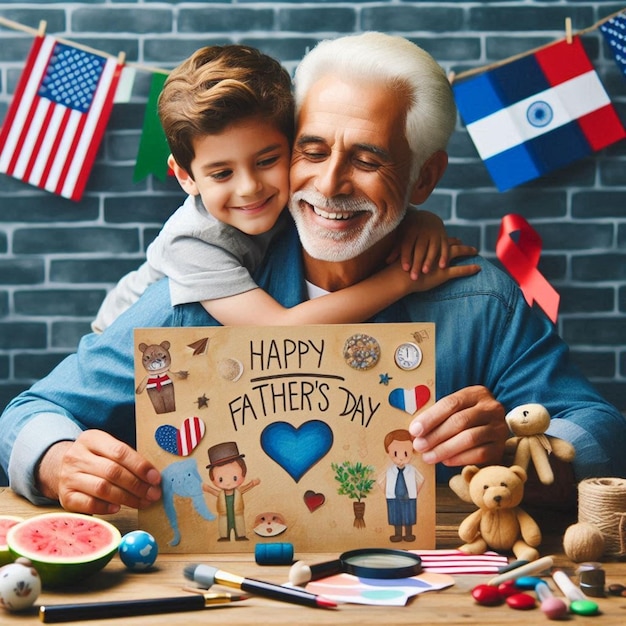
(472, 584, 537, 611)
(506, 592, 537, 610)
(471, 584, 504, 606)
(497, 580, 519, 597)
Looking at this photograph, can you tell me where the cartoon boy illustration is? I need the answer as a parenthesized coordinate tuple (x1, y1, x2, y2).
(202, 441, 260, 541)
(378, 429, 425, 543)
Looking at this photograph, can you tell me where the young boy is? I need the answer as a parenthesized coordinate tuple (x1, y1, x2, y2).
(92, 45, 478, 332)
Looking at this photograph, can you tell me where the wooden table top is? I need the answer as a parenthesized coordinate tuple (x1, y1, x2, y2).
(2, 486, 625, 625)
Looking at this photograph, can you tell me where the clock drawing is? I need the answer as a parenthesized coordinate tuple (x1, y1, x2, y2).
(394, 342, 423, 371)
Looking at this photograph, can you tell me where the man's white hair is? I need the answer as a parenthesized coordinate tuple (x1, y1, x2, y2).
(294, 32, 457, 183)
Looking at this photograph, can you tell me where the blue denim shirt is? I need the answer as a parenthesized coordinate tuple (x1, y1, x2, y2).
(3, 219, 625, 503)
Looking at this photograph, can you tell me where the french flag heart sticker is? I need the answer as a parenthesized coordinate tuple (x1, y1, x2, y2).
(155, 416, 206, 456)
(388, 385, 431, 415)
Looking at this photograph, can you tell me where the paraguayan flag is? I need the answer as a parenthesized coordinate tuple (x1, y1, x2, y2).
(452, 37, 626, 192)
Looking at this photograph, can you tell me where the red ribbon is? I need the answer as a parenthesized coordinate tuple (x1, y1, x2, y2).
(496, 214, 560, 324)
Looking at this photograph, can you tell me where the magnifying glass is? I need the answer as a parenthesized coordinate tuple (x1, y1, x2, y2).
(289, 548, 422, 585)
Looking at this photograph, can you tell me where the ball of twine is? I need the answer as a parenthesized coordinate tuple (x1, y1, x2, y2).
(578, 478, 626, 557)
(562, 522, 605, 562)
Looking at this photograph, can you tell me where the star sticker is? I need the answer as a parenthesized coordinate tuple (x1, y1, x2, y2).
(196, 394, 209, 408)
(379, 373, 392, 385)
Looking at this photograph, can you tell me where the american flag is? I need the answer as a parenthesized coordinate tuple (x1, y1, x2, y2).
(0, 35, 122, 201)
(176, 416, 206, 457)
(600, 12, 626, 78)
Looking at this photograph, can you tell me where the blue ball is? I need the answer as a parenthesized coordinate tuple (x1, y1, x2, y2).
(118, 530, 158, 570)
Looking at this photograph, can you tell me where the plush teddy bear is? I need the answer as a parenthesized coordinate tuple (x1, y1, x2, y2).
(504, 403, 575, 485)
(456, 464, 542, 561)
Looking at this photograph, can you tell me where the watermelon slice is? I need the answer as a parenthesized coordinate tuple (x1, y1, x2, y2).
(0, 515, 23, 566)
(6, 512, 121, 588)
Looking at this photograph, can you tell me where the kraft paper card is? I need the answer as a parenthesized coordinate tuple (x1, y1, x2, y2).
(135, 323, 436, 553)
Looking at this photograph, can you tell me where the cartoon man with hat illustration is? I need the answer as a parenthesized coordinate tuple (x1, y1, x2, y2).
(202, 441, 260, 541)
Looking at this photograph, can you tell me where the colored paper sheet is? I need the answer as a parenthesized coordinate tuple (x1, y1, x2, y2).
(305, 571, 454, 606)
(453, 36, 626, 191)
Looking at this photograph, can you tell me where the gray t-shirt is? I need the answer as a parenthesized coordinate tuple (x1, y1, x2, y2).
(91, 194, 286, 332)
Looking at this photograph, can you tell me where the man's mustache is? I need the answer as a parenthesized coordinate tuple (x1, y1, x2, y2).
(289, 190, 375, 215)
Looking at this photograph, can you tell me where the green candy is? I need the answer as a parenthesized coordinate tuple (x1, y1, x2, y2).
(569, 599, 599, 616)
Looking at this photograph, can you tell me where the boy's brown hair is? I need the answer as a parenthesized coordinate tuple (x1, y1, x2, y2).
(383, 429, 415, 452)
(158, 45, 294, 176)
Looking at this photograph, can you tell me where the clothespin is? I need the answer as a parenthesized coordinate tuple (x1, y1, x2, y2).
(117, 51, 126, 66)
(565, 17, 573, 44)
(447, 70, 456, 85)
(37, 20, 47, 37)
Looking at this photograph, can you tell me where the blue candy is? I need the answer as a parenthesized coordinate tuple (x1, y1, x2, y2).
(514, 576, 544, 589)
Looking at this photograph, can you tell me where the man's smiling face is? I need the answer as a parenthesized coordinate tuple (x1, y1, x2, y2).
(288, 74, 413, 262)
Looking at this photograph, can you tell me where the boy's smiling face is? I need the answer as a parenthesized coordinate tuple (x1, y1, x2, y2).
(211, 461, 245, 491)
(387, 439, 414, 468)
(171, 116, 291, 236)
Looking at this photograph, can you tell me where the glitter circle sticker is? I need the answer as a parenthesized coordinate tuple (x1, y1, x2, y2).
(343, 333, 381, 371)
(218, 358, 244, 381)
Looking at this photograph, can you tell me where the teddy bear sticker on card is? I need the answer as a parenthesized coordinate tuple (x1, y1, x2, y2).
(134, 323, 436, 554)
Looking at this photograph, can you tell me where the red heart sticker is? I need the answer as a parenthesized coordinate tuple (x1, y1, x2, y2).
(304, 490, 325, 512)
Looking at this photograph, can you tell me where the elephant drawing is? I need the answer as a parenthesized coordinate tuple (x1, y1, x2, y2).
(161, 458, 216, 546)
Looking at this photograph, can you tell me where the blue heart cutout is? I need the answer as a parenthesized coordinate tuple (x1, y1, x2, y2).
(261, 420, 334, 483)
(155, 424, 179, 455)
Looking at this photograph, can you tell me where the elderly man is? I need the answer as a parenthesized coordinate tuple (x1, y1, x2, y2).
(1, 33, 624, 515)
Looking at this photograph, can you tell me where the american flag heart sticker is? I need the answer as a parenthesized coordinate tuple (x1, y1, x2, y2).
(155, 416, 206, 456)
(388, 385, 431, 415)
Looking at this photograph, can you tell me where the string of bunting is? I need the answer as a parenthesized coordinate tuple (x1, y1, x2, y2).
(448, 8, 626, 323)
(0, 16, 168, 75)
(451, 9, 626, 194)
(0, 16, 172, 194)
(1, 10, 625, 197)
(449, 7, 626, 83)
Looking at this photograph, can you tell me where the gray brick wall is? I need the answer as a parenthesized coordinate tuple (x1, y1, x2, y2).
(0, 0, 625, 418)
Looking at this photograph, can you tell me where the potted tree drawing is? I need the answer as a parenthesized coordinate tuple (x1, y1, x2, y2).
(331, 460, 376, 529)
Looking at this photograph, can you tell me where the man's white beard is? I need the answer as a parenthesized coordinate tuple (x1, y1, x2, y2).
(288, 190, 406, 262)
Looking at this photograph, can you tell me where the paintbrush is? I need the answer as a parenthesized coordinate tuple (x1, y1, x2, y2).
(184, 563, 337, 609)
(39, 591, 247, 623)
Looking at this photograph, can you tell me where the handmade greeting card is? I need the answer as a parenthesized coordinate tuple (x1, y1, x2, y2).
(135, 323, 436, 554)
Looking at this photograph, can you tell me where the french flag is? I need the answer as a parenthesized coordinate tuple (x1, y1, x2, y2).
(453, 36, 626, 191)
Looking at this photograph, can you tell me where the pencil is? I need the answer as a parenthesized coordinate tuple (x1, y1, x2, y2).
(184, 563, 337, 609)
(487, 555, 554, 586)
(497, 559, 529, 575)
(38, 592, 246, 623)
